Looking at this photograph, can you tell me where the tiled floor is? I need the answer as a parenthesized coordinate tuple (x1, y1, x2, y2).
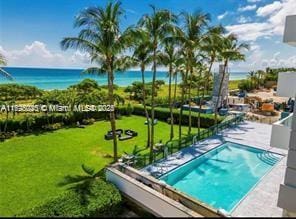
(141, 121, 287, 217)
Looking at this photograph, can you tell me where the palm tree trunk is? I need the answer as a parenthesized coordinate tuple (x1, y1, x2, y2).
(197, 69, 202, 136)
(179, 69, 188, 148)
(141, 65, 151, 148)
(214, 60, 228, 127)
(188, 68, 192, 135)
(168, 65, 174, 140)
(150, 47, 157, 162)
(199, 60, 214, 136)
(108, 67, 118, 162)
(173, 73, 178, 106)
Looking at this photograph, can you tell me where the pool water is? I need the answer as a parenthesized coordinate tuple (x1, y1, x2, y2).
(159, 142, 283, 213)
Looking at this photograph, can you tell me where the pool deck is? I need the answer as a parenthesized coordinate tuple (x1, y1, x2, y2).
(141, 121, 287, 217)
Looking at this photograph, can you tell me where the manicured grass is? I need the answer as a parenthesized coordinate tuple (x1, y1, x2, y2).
(0, 115, 200, 216)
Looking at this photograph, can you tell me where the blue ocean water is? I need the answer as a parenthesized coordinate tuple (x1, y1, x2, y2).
(1, 67, 248, 90)
(160, 142, 282, 213)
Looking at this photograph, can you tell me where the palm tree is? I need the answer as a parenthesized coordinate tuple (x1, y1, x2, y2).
(177, 11, 210, 136)
(138, 6, 176, 162)
(214, 34, 249, 126)
(0, 53, 13, 80)
(131, 29, 152, 148)
(61, 1, 133, 162)
(159, 40, 180, 140)
(256, 70, 265, 89)
(248, 71, 256, 89)
(199, 26, 224, 134)
(195, 62, 207, 136)
(177, 61, 187, 147)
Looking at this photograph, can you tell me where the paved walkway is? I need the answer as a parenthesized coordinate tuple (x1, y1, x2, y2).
(141, 121, 287, 217)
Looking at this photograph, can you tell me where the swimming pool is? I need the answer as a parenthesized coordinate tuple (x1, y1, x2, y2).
(159, 142, 283, 213)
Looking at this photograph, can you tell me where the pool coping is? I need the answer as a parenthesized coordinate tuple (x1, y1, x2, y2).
(145, 140, 286, 215)
(227, 142, 285, 214)
(154, 140, 285, 179)
(156, 141, 225, 178)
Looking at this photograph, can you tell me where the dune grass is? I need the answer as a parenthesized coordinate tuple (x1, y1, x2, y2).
(0, 115, 200, 216)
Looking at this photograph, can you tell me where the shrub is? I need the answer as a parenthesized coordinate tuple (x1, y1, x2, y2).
(0, 131, 16, 141)
(42, 122, 63, 131)
(82, 118, 95, 125)
(18, 179, 122, 217)
(126, 103, 133, 116)
(238, 79, 255, 91)
(0, 105, 134, 135)
(0, 83, 42, 101)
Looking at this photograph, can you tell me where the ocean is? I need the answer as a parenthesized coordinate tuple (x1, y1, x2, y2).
(1, 67, 248, 90)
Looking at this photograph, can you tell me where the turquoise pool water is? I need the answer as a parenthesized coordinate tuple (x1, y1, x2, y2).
(160, 142, 283, 213)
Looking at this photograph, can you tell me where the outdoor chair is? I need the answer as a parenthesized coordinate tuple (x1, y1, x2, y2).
(125, 129, 138, 137)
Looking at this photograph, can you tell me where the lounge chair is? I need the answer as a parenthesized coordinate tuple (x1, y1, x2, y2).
(118, 135, 133, 141)
(125, 129, 138, 137)
(107, 129, 123, 136)
(104, 133, 114, 140)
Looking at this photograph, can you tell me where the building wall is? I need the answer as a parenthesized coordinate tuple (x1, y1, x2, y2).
(105, 167, 201, 217)
(283, 15, 296, 46)
(270, 114, 292, 150)
(277, 92, 296, 215)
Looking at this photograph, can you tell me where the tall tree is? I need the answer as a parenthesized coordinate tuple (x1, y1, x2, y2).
(214, 34, 249, 126)
(199, 26, 224, 135)
(61, 1, 133, 162)
(159, 41, 180, 140)
(138, 6, 176, 162)
(131, 29, 153, 148)
(178, 11, 210, 136)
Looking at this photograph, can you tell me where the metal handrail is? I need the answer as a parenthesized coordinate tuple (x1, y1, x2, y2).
(134, 114, 245, 168)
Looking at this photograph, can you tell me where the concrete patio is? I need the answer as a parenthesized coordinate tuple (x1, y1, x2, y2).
(141, 121, 288, 217)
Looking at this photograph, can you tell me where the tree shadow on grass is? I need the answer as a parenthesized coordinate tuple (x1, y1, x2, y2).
(57, 164, 104, 205)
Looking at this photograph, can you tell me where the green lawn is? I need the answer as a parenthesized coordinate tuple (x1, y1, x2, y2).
(0, 115, 200, 216)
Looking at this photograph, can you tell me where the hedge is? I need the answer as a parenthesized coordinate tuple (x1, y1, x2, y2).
(0, 104, 221, 134)
(0, 105, 132, 133)
(132, 105, 222, 128)
(17, 179, 122, 217)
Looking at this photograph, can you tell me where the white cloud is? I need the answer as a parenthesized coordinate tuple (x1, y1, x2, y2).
(256, 1, 282, 17)
(0, 41, 91, 68)
(229, 42, 296, 71)
(218, 12, 228, 20)
(226, 0, 296, 41)
(261, 52, 296, 68)
(226, 22, 272, 41)
(238, 4, 257, 12)
(237, 16, 252, 24)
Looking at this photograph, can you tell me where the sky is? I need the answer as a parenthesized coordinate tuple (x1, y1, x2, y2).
(0, 0, 296, 72)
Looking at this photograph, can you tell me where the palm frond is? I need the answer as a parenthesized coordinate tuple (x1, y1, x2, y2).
(0, 53, 7, 66)
(81, 164, 95, 176)
(0, 68, 13, 80)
